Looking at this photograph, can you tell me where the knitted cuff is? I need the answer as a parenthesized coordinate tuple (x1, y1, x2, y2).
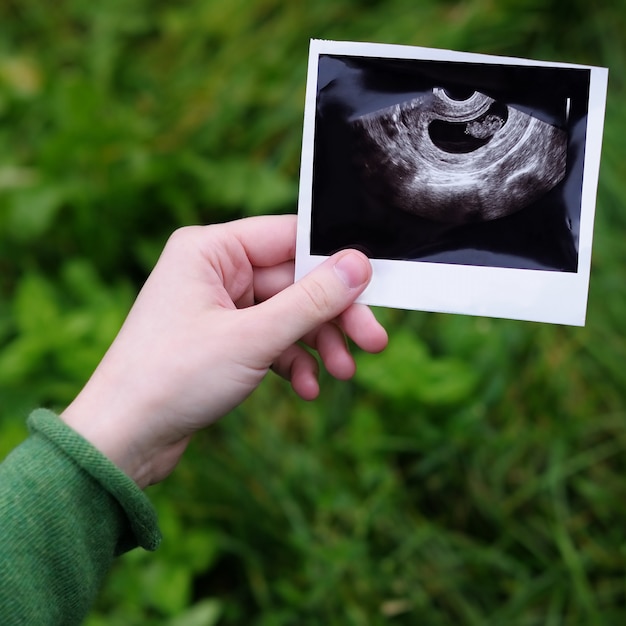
(28, 408, 162, 553)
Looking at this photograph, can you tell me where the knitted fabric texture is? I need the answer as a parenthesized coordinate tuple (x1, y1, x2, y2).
(0, 409, 161, 625)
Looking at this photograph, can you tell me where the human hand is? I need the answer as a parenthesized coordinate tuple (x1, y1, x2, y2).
(61, 215, 387, 487)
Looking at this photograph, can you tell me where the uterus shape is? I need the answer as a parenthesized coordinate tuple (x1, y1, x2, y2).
(350, 88, 568, 224)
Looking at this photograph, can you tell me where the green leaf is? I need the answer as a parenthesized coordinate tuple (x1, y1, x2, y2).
(141, 561, 192, 616)
(167, 599, 222, 626)
(8, 185, 68, 241)
(355, 329, 477, 406)
(0, 335, 47, 384)
(13, 273, 60, 336)
(182, 154, 296, 214)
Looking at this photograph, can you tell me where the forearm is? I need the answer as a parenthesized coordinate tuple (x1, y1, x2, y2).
(0, 410, 161, 625)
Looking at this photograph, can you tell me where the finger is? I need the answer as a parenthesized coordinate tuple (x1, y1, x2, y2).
(252, 261, 295, 303)
(338, 303, 389, 354)
(302, 323, 356, 380)
(271, 344, 320, 401)
(247, 250, 372, 356)
(212, 214, 298, 268)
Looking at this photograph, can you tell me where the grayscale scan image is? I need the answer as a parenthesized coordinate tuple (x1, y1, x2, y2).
(311, 55, 590, 271)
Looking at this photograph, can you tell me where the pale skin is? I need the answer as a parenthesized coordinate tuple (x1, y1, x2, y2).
(61, 215, 388, 489)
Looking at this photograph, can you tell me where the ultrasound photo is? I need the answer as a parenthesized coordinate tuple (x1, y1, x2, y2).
(311, 53, 590, 271)
(351, 87, 567, 225)
(296, 40, 607, 325)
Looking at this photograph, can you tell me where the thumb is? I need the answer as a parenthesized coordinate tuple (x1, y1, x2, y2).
(249, 250, 372, 352)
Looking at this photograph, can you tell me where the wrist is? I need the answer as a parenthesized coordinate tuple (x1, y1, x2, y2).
(60, 398, 150, 489)
(60, 369, 187, 489)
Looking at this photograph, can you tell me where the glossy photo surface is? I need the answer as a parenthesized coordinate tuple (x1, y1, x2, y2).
(311, 54, 590, 272)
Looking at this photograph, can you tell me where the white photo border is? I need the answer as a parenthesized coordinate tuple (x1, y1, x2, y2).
(295, 39, 609, 326)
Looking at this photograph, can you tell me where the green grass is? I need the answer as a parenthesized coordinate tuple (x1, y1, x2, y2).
(1, 0, 626, 624)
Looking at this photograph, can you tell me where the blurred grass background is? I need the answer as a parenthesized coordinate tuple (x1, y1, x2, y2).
(1, 0, 625, 624)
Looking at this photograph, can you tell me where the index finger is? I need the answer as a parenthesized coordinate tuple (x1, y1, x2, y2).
(211, 214, 297, 268)
(252, 260, 295, 303)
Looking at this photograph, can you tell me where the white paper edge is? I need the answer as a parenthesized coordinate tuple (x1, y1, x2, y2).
(295, 39, 609, 326)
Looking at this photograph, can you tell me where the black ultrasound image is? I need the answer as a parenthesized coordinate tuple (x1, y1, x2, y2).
(311, 55, 591, 271)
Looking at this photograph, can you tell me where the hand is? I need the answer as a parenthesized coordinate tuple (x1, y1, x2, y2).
(61, 215, 387, 487)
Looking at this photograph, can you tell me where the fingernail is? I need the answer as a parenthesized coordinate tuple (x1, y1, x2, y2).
(333, 252, 370, 289)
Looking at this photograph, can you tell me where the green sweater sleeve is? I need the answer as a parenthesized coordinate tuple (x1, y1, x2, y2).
(0, 409, 162, 625)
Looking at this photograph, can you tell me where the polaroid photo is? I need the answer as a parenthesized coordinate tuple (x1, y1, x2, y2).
(295, 39, 608, 325)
